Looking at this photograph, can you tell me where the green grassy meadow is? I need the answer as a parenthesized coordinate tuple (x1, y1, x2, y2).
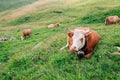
(0, 0, 120, 80)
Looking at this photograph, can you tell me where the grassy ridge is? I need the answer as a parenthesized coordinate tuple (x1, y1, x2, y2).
(0, 0, 37, 12)
(0, 0, 120, 80)
(79, 7, 120, 24)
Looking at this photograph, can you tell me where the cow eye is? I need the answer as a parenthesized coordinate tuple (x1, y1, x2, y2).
(80, 38, 83, 43)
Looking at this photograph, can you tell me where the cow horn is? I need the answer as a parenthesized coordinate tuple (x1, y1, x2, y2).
(78, 29, 90, 34)
(84, 29, 90, 34)
(84, 29, 91, 36)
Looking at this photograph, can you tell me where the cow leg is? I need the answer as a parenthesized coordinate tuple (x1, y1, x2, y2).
(105, 20, 109, 25)
(28, 34, 31, 37)
(105, 21, 107, 25)
(84, 52, 93, 59)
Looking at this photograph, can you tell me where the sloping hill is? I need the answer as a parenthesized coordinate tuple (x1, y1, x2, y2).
(0, 0, 120, 80)
(0, 0, 37, 12)
(0, 0, 57, 22)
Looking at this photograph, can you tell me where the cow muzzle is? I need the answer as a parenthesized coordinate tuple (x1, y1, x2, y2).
(69, 46, 77, 53)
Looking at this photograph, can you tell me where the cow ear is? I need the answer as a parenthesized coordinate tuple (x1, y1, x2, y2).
(85, 31, 91, 37)
(68, 31, 74, 38)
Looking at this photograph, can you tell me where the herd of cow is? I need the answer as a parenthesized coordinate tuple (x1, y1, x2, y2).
(21, 15, 120, 59)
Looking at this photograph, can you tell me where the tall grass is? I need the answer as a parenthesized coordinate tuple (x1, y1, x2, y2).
(0, 0, 120, 80)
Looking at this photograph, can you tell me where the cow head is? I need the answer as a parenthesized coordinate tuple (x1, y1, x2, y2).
(55, 22, 60, 26)
(21, 36, 24, 40)
(68, 29, 90, 52)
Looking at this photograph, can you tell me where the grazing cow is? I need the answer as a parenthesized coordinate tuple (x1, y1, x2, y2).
(21, 29, 32, 40)
(61, 27, 100, 59)
(48, 23, 60, 28)
(105, 16, 120, 25)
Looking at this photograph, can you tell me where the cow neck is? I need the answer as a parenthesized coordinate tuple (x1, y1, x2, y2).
(81, 37, 87, 51)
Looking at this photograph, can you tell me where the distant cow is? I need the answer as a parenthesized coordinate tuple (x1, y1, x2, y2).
(21, 29, 32, 40)
(105, 16, 120, 25)
(61, 27, 100, 59)
(48, 23, 60, 28)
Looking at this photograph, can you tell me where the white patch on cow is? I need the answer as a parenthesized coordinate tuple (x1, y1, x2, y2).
(21, 36, 24, 40)
(70, 29, 86, 51)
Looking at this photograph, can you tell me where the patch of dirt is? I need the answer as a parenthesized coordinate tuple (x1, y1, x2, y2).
(0, 37, 16, 42)
(64, 0, 79, 6)
(0, 0, 54, 22)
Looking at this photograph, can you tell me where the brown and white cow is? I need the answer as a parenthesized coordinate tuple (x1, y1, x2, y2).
(105, 16, 120, 25)
(61, 27, 100, 59)
(48, 23, 60, 28)
(21, 29, 32, 40)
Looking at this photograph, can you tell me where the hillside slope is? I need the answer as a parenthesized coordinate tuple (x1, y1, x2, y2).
(0, 0, 120, 80)
(0, 0, 37, 12)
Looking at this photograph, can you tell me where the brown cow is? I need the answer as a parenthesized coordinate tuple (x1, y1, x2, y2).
(105, 16, 120, 25)
(48, 23, 60, 28)
(21, 29, 32, 40)
(60, 27, 100, 59)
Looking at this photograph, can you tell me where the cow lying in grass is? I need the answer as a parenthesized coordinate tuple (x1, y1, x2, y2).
(61, 27, 100, 59)
(105, 16, 120, 25)
(48, 23, 60, 28)
(21, 29, 32, 40)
